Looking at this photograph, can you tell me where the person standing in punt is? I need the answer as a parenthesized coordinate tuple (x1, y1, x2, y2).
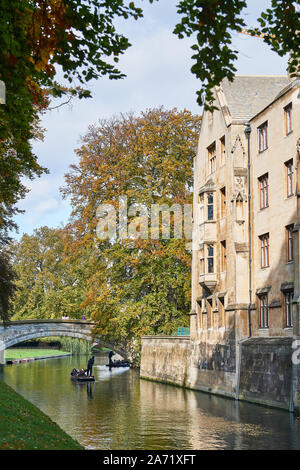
(87, 356, 95, 376)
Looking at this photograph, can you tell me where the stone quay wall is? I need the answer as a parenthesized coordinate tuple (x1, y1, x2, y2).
(238, 337, 294, 410)
(140, 335, 299, 412)
(140, 336, 191, 387)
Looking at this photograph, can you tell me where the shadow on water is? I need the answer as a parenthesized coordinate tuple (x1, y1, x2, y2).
(1, 353, 300, 449)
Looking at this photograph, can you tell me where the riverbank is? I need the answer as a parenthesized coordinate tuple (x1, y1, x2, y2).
(5, 348, 71, 363)
(0, 378, 84, 450)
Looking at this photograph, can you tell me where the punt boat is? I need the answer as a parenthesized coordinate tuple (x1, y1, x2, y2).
(70, 374, 95, 382)
(105, 362, 130, 368)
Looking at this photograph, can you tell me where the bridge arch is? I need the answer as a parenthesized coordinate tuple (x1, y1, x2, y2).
(0, 320, 128, 364)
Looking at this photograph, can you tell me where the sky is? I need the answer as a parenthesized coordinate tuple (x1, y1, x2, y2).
(12, 0, 289, 238)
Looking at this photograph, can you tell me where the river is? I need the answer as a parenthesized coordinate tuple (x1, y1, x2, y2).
(1, 353, 300, 450)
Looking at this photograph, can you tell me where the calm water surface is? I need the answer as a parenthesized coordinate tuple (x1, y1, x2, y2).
(1, 353, 300, 450)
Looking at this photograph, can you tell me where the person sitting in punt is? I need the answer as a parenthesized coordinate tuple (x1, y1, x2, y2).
(71, 368, 78, 376)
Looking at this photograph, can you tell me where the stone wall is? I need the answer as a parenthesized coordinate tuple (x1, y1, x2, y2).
(140, 334, 236, 396)
(141, 335, 296, 411)
(238, 337, 294, 410)
(140, 336, 191, 387)
(187, 330, 237, 398)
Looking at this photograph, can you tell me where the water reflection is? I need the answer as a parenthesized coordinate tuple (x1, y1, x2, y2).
(1, 354, 300, 450)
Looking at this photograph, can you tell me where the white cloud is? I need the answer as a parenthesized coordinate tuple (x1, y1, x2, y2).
(13, 175, 70, 237)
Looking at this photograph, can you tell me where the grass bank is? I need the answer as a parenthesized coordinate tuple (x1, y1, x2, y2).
(0, 379, 84, 450)
(5, 348, 70, 360)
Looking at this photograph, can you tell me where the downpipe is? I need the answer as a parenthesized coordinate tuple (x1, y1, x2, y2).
(245, 122, 252, 339)
(236, 124, 252, 401)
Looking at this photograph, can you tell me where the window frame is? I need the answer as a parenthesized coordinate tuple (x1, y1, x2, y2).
(207, 244, 214, 273)
(258, 121, 268, 153)
(259, 294, 269, 329)
(284, 103, 292, 136)
(258, 173, 269, 210)
(259, 233, 270, 268)
(286, 224, 294, 262)
(207, 193, 214, 221)
(285, 159, 294, 197)
(207, 142, 216, 174)
(284, 290, 293, 328)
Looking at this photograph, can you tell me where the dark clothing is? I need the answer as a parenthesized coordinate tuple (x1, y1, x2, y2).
(108, 351, 114, 367)
(87, 356, 94, 377)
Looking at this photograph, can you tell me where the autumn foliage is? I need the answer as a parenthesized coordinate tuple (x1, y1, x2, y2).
(60, 107, 201, 361)
(0, 0, 144, 241)
(9, 108, 201, 360)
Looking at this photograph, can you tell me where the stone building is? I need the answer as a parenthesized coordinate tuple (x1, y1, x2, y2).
(187, 74, 300, 406)
(141, 75, 300, 411)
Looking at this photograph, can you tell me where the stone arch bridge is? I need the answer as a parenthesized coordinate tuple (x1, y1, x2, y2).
(0, 320, 128, 364)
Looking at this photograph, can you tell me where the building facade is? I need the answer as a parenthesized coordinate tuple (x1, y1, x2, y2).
(189, 75, 300, 402)
(141, 75, 300, 411)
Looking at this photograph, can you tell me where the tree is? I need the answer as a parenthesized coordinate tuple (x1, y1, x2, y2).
(62, 107, 201, 361)
(174, 0, 299, 109)
(1, 1, 298, 229)
(2, 0, 298, 330)
(0, 0, 145, 316)
(0, 0, 144, 231)
(0, 248, 17, 322)
(10, 226, 92, 320)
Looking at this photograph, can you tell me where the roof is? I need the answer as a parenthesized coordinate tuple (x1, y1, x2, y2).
(217, 75, 293, 124)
